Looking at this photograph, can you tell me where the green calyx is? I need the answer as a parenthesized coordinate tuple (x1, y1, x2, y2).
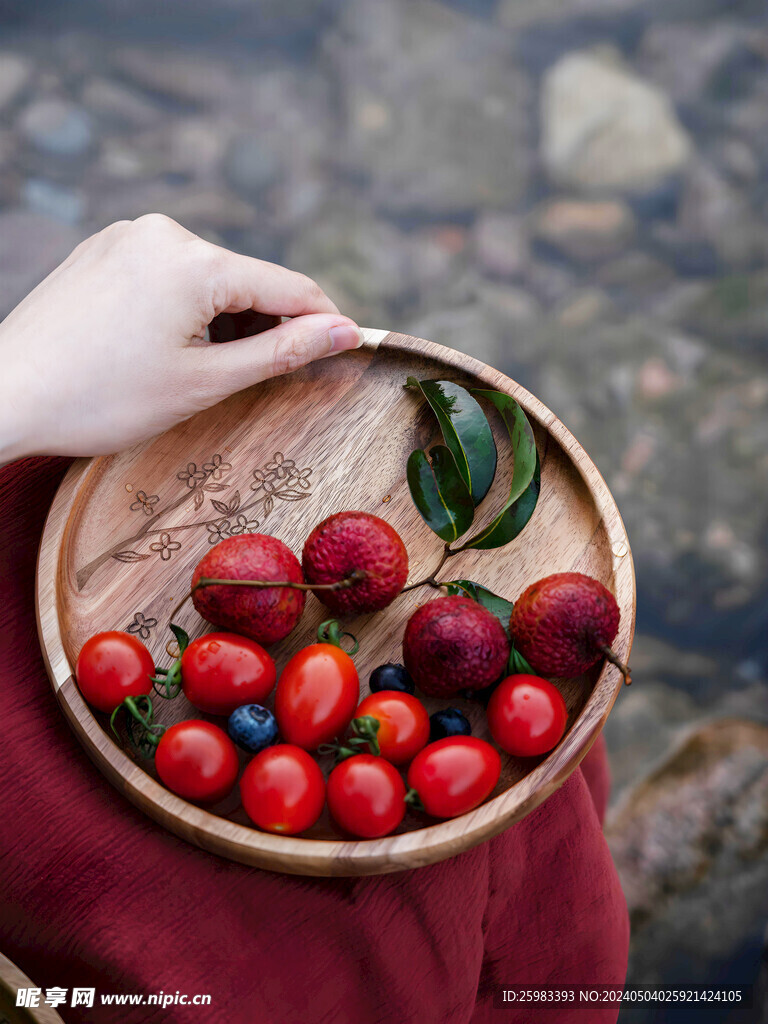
(317, 619, 360, 655)
(150, 623, 190, 700)
(110, 694, 165, 759)
(318, 716, 380, 764)
(404, 787, 425, 813)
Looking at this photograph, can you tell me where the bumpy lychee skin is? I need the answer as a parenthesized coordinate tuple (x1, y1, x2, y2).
(403, 596, 509, 698)
(192, 534, 305, 645)
(510, 572, 620, 677)
(302, 511, 408, 616)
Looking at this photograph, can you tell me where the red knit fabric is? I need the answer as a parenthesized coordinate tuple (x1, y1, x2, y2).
(0, 457, 628, 1024)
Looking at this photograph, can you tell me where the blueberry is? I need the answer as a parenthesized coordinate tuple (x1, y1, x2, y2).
(369, 663, 415, 694)
(430, 708, 472, 742)
(228, 704, 279, 754)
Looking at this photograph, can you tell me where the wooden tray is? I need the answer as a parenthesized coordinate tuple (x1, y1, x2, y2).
(36, 330, 635, 876)
(0, 953, 65, 1024)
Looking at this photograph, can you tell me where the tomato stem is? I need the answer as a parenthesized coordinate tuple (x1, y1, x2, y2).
(317, 619, 360, 655)
(404, 787, 425, 813)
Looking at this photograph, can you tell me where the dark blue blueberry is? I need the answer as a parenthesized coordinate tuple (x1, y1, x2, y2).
(227, 704, 279, 754)
(369, 663, 415, 694)
(430, 708, 472, 742)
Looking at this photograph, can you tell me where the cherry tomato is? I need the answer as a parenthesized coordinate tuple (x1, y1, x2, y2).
(327, 754, 406, 838)
(274, 643, 359, 750)
(353, 691, 430, 765)
(180, 632, 276, 716)
(76, 631, 155, 713)
(155, 720, 239, 804)
(407, 736, 501, 819)
(487, 674, 567, 757)
(240, 744, 325, 835)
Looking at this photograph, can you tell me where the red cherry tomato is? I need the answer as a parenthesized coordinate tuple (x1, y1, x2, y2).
(353, 691, 430, 765)
(75, 631, 155, 713)
(407, 736, 501, 819)
(180, 632, 276, 716)
(487, 674, 567, 757)
(155, 720, 239, 804)
(240, 744, 325, 835)
(274, 644, 359, 750)
(327, 754, 406, 838)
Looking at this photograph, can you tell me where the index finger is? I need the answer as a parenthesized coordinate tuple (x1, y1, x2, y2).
(201, 242, 339, 318)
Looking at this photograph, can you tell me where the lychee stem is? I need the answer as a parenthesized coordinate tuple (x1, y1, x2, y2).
(168, 570, 366, 622)
(401, 543, 457, 593)
(599, 645, 632, 686)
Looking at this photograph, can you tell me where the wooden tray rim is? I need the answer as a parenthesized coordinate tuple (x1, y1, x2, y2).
(36, 328, 636, 876)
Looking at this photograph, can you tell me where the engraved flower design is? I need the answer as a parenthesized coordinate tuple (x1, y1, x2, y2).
(127, 611, 157, 640)
(206, 520, 231, 544)
(267, 452, 296, 479)
(287, 466, 312, 490)
(149, 532, 182, 560)
(251, 468, 278, 494)
(230, 514, 259, 535)
(129, 490, 160, 516)
(203, 454, 232, 480)
(178, 463, 206, 489)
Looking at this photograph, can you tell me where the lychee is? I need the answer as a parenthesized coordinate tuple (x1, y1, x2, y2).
(302, 511, 408, 616)
(509, 572, 630, 683)
(403, 595, 509, 697)
(191, 534, 305, 645)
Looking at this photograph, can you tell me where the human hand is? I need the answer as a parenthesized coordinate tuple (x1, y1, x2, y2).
(0, 214, 362, 464)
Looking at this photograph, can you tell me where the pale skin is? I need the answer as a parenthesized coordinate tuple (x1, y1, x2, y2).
(0, 213, 362, 466)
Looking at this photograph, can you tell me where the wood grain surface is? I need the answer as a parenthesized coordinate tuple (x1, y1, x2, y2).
(36, 329, 635, 876)
(0, 952, 65, 1024)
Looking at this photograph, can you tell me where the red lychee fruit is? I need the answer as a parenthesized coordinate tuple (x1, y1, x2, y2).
(302, 511, 408, 616)
(191, 534, 305, 645)
(403, 595, 509, 697)
(509, 572, 630, 683)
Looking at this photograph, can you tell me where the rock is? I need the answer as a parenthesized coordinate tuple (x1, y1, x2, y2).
(223, 135, 283, 199)
(0, 53, 32, 110)
(637, 22, 748, 106)
(531, 198, 635, 263)
(607, 720, 768, 987)
(0, 210, 82, 318)
(602, 680, 699, 801)
(285, 210, 413, 326)
(80, 76, 164, 128)
(541, 48, 692, 192)
(22, 178, 85, 225)
(325, 0, 531, 215)
(18, 98, 93, 157)
(112, 47, 237, 106)
(596, 249, 675, 298)
(676, 271, 768, 350)
(556, 288, 615, 327)
(405, 303, 503, 368)
(675, 161, 768, 269)
(472, 212, 529, 280)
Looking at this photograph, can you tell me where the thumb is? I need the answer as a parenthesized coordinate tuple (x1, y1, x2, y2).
(196, 313, 363, 390)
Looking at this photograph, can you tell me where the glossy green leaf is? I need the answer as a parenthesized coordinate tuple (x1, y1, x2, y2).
(460, 390, 539, 550)
(406, 378, 497, 504)
(508, 645, 535, 676)
(444, 579, 513, 635)
(407, 445, 474, 543)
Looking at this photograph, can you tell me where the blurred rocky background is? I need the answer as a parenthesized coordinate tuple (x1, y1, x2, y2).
(1, 0, 767, 1019)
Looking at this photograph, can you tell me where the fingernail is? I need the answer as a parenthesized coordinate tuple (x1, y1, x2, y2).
(329, 324, 363, 352)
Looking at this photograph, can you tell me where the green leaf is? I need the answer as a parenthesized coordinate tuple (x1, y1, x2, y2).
(508, 645, 535, 675)
(444, 579, 513, 635)
(406, 378, 497, 504)
(407, 445, 474, 543)
(460, 390, 539, 550)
